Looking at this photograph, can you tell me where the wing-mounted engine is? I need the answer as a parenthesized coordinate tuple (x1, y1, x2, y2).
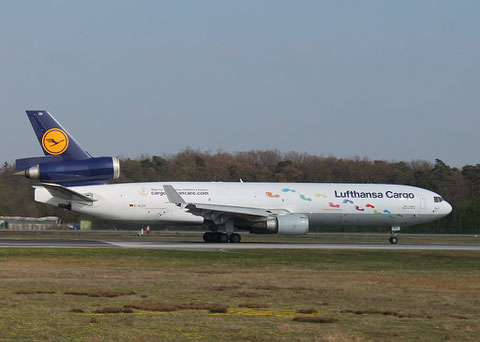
(15, 157, 120, 186)
(246, 214, 309, 235)
(163, 185, 309, 236)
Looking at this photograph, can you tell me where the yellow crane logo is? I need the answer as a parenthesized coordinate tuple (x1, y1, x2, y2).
(42, 128, 69, 155)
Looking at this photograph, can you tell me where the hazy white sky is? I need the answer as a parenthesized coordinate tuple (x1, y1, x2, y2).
(1, 1, 479, 167)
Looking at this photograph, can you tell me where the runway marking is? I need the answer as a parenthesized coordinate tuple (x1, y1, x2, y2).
(0, 239, 479, 251)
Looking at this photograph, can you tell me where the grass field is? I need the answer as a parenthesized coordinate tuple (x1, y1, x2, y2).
(0, 245, 479, 341)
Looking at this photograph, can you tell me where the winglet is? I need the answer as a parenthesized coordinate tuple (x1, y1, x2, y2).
(163, 185, 186, 205)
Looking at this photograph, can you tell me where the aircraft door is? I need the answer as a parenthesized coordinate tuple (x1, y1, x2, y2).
(420, 195, 426, 209)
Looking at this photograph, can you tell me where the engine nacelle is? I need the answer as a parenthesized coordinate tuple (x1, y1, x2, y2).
(19, 157, 120, 185)
(249, 214, 309, 235)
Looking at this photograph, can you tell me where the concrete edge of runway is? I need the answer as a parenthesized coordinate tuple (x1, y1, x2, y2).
(0, 239, 479, 251)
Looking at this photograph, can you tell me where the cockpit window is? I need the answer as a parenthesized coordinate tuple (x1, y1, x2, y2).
(434, 196, 443, 203)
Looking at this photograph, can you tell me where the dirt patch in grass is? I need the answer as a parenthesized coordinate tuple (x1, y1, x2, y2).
(15, 290, 55, 295)
(195, 270, 232, 275)
(69, 308, 85, 313)
(209, 305, 229, 313)
(234, 291, 263, 298)
(123, 302, 229, 313)
(289, 286, 313, 291)
(293, 316, 338, 323)
(124, 303, 177, 312)
(254, 285, 282, 290)
(238, 303, 269, 309)
(297, 308, 318, 314)
(93, 307, 134, 314)
(207, 285, 241, 291)
(65, 290, 136, 298)
(340, 309, 431, 319)
(448, 314, 468, 320)
(254, 285, 313, 291)
(176, 303, 228, 312)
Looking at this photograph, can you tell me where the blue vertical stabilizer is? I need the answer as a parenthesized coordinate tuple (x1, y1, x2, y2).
(26, 110, 91, 161)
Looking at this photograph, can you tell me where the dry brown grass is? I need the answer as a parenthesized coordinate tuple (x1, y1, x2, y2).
(176, 302, 228, 312)
(356, 274, 480, 292)
(448, 314, 469, 320)
(194, 270, 232, 275)
(64, 290, 136, 298)
(238, 303, 269, 308)
(93, 307, 134, 314)
(340, 309, 431, 319)
(254, 285, 281, 290)
(124, 303, 177, 312)
(293, 316, 339, 323)
(207, 285, 241, 291)
(253, 284, 313, 291)
(68, 308, 84, 313)
(15, 290, 55, 295)
(123, 302, 229, 313)
(0, 247, 478, 341)
(234, 291, 263, 298)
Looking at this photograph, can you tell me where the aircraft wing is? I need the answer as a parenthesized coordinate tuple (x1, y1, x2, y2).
(39, 183, 96, 204)
(163, 184, 289, 225)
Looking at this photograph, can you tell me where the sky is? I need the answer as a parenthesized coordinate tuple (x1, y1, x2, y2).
(1, 0, 479, 167)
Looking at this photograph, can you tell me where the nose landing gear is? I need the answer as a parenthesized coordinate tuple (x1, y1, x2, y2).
(389, 226, 400, 244)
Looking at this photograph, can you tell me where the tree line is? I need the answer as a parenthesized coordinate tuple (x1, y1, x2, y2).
(1, 150, 479, 233)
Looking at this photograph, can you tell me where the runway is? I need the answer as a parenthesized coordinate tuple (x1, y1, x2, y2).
(0, 239, 111, 248)
(0, 239, 479, 251)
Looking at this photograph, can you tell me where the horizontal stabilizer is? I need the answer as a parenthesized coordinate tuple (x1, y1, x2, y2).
(39, 183, 95, 204)
(16, 156, 63, 170)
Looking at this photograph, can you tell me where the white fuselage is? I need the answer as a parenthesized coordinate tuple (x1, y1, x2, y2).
(35, 182, 452, 228)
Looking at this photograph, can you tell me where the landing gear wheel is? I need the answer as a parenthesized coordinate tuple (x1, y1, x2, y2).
(215, 233, 229, 243)
(203, 232, 214, 243)
(229, 233, 241, 243)
(389, 236, 398, 244)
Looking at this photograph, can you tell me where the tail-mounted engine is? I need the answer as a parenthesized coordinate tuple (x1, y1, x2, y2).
(16, 157, 120, 186)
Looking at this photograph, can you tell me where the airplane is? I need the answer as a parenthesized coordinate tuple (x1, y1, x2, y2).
(15, 110, 452, 244)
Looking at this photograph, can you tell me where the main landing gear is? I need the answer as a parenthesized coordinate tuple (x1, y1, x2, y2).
(389, 226, 400, 244)
(203, 232, 242, 243)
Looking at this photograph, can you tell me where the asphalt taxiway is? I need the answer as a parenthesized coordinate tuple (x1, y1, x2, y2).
(0, 239, 479, 251)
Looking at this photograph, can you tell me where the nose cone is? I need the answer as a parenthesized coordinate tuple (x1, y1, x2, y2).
(442, 201, 453, 216)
